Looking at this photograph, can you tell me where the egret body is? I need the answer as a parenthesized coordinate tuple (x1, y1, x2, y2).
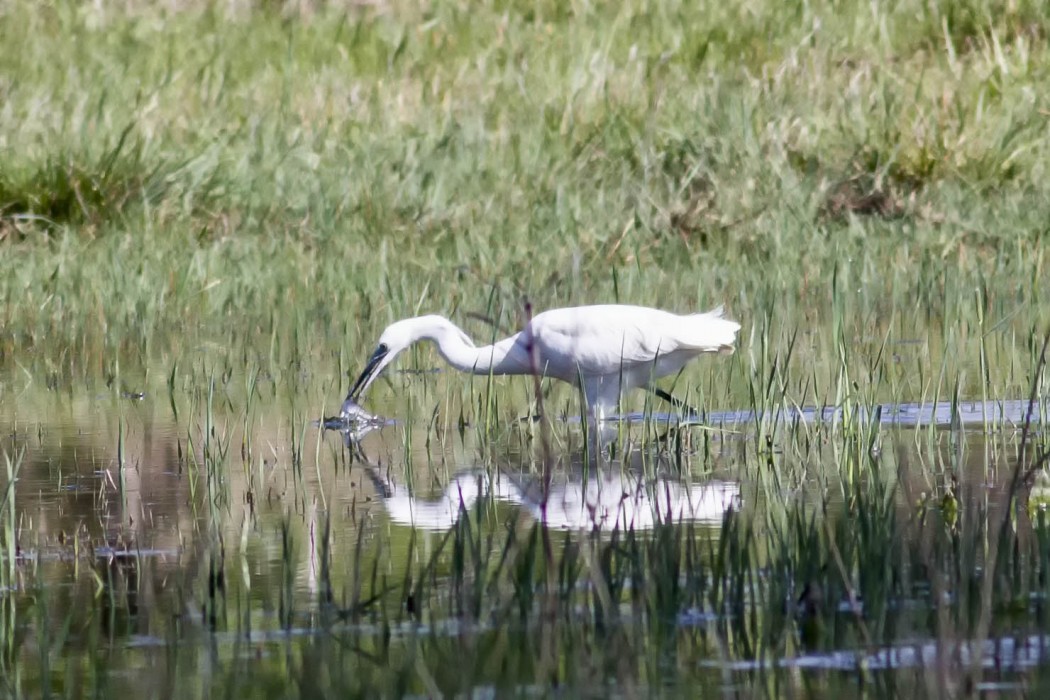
(344, 304, 740, 419)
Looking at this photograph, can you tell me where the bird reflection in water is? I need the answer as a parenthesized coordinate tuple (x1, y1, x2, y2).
(336, 424, 740, 532)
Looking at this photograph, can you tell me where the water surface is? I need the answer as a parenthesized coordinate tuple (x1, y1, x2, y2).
(1, 358, 1049, 696)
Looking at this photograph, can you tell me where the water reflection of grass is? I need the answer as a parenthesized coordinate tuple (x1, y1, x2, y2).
(1, 0, 1049, 695)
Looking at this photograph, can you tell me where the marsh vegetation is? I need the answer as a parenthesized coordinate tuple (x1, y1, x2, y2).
(2, 0, 1050, 696)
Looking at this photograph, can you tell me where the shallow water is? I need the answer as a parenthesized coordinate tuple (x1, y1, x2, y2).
(680, 397, 1046, 428)
(2, 358, 1050, 696)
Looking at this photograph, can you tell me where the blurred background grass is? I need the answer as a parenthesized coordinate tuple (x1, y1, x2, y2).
(0, 0, 1047, 379)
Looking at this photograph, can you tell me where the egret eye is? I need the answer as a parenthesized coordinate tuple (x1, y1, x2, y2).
(377, 343, 389, 354)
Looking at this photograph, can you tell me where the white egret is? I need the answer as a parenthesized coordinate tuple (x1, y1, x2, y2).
(343, 304, 740, 419)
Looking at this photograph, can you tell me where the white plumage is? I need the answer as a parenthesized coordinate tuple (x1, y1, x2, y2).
(344, 304, 740, 419)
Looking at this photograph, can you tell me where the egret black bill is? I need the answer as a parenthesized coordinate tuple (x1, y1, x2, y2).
(346, 343, 389, 403)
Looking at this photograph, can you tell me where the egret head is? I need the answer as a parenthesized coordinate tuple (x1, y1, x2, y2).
(346, 316, 464, 403)
(346, 319, 418, 402)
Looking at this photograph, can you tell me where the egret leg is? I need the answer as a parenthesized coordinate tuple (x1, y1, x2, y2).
(647, 386, 701, 419)
(581, 375, 622, 422)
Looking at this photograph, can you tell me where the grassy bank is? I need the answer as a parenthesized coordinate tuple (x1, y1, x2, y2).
(1, 0, 1048, 373)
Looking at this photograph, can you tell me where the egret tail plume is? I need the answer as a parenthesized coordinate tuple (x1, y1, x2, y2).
(678, 306, 741, 352)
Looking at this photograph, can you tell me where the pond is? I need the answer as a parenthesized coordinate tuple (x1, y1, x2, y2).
(2, 345, 1049, 697)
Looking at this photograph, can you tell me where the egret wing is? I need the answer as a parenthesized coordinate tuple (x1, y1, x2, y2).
(527, 306, 690, 377)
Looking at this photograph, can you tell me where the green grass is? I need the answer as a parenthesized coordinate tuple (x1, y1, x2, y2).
(2, 0, 1050, 697)
(1, 0, 1048, 374)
